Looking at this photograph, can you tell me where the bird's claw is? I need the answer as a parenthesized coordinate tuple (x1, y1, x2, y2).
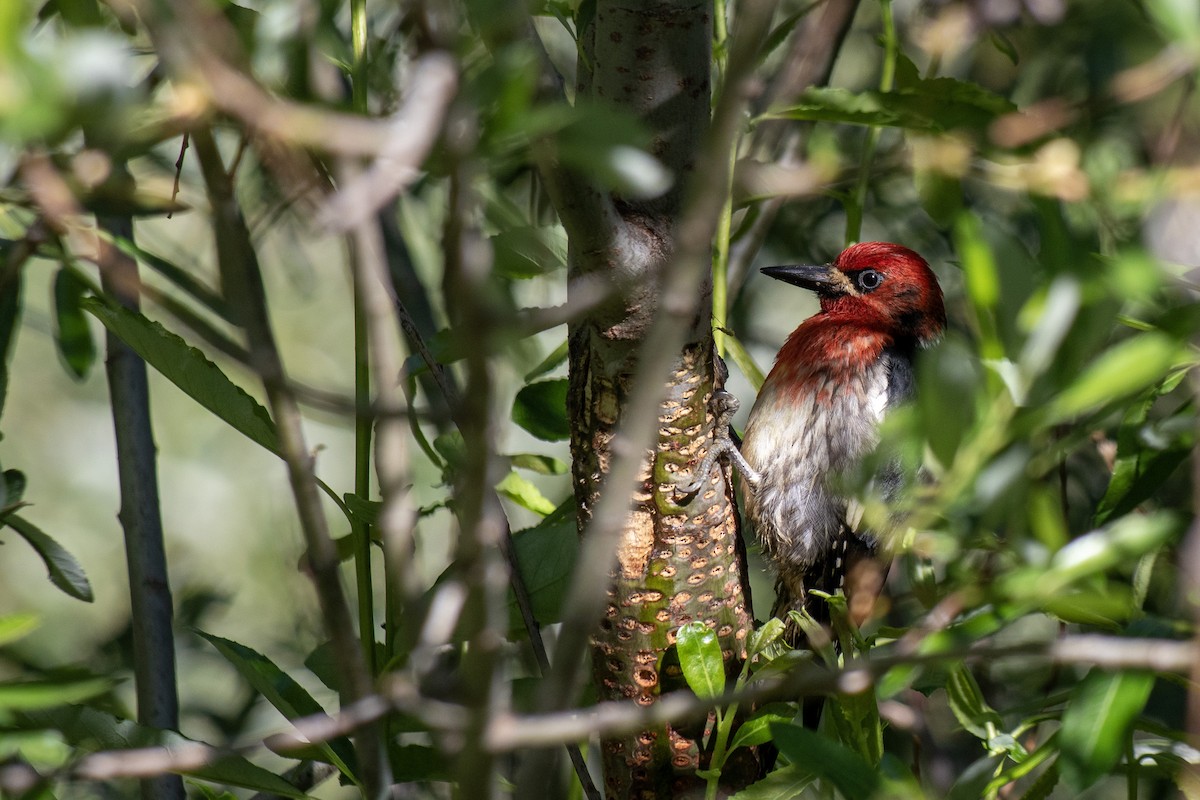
(678, 389, 746, 497)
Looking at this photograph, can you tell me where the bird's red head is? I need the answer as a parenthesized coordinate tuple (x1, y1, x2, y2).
(762, 242, 946, 346)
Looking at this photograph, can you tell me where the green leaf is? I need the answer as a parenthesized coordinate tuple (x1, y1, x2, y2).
(729, 764, 815, 799)
(2, 513, 93, 602)
(764, 76, 1014, 133)
(746, 617, 786, 660)
(1048, 333, 1183, 421)
(512, 379, 569, 441)
(524, 338, 568, 381)
(722, 331, 765, 392)
(492, 225, 567, 279)
(509, 453, 568, 475)
(0, 677, 110, 710)
(0, 263, 22, 421)
(945, 663, 1002, 740)
(196, 630, 358, 784)
(510, 503, 578, 626)
(676, 621, 725, 699)
(82, 298, 279, 453)
(1, 468, 27, 516)
(52, 268, 96, 379)
(728, 703, 795, 751)
(0, 613, 39, 646)
(1059, 668, 1154, 790)
(1095, 384, 1192, 525)
(770, 723, 881, 799)
(495, 470, 557, 515)
(343, 493, 383, 526)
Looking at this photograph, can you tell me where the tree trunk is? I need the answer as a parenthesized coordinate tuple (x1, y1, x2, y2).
(562, 1, 757, 796)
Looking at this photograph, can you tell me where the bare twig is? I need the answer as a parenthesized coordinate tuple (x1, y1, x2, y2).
(9, 633, 1190, 793)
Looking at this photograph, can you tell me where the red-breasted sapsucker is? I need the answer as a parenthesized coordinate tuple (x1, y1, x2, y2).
(736, 242, 945, 636)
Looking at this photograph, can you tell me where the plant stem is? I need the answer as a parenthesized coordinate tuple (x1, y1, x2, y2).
(713, 130, 739, 358)
(846, 0, 896, 246)
(349, 0, 377, 677)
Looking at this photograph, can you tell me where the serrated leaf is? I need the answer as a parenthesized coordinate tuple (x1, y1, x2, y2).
(770, 723, 881, 799)
(2, 513, 93, 602)
(677, 621, 725, 699)
(1060, 668, 1154, 790)
(495, 470, 557, 515)
(83, 298, 279, 453)
(52, 268, 95, 379)
(196, 630, 358, 784)
(512, 379, 569, 441)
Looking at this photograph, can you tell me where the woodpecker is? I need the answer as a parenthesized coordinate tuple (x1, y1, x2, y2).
(723, 242, 945, 638)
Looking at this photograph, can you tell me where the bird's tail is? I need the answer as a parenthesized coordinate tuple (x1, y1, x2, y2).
(772, 526, 881, 651)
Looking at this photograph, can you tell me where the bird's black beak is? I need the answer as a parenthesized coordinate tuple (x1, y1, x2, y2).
(761, 264, 843, 296)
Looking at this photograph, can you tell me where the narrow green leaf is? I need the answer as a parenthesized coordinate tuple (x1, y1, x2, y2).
(676, 621, 725, 699)
(510, 453, 568, 475)
(945, 663, 1002, 740)
(196, 630, 358, 784)
(512, 379, 569, 441)
(52, 268, 96, 379)
(770, 723, 881, 799)
(0, 677, 109, 710)
(524, 338, 569, 381)
(2, 513, 93, 602)
(82, 298, 279, 453)
(722, 332, 765, 392)
(0, 264, 23, 420)
(343, 493, 382, 526)
(1060, 668, 1154, 790)
(746, 617, 785, 660)
(1048, 333, 1183, 421)
(495, 470, 557, 515)
(0, 613, 39, 646)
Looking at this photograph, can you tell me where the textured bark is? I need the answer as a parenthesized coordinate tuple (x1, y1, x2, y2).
(569, 334, 756, 798)
(562, 2, 757, 796)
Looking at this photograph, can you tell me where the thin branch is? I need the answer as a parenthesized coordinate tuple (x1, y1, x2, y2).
(96, 183, 185, 800)
(6, 633, 1190, 793)
(189, 126, 392, 798)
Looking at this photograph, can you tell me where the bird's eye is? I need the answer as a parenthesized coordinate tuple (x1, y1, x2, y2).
(856, 269, 883, 291)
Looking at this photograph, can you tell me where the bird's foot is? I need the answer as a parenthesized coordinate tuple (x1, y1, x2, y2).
(678, 389, 759, 496)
